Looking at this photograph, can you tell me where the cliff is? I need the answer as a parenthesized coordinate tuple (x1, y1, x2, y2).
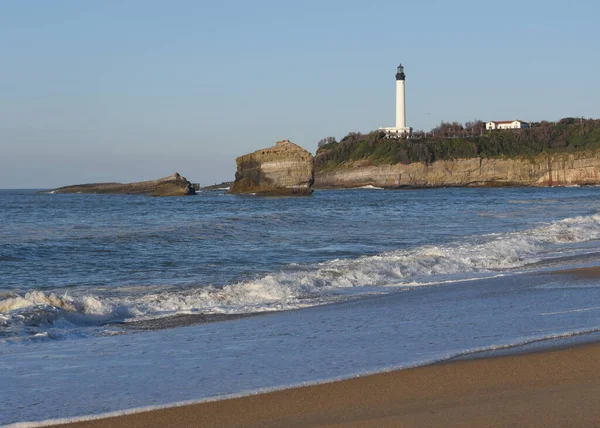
(229, 140, 314, 196)
(51, 173, 197, 196)
(314, 151, 600, 188)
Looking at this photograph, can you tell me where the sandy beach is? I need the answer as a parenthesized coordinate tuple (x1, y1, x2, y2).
(56, 342, 600, 428)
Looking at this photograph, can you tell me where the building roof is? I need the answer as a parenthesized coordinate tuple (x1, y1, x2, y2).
(488, 120, 529, 124)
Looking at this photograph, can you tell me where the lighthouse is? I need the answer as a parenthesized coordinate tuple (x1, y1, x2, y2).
(380, 63, 412, 137)
(395, 64, 406, 129)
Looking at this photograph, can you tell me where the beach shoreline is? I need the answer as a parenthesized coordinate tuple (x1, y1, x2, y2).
(35, 341, 600, 428)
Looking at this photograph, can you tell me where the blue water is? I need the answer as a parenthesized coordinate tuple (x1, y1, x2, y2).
(1, 187, 597, 291)
(2, 187, 600, 338)
(0, 187, 554, 291)
(2, 187, 600, 425)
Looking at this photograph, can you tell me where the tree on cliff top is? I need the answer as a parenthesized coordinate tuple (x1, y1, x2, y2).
(317, 136, 337, 148)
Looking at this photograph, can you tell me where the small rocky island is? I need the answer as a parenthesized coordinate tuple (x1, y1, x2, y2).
(50, 173, 197, 196)
(229, 140, 314, 196)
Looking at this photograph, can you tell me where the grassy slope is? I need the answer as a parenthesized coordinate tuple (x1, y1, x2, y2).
(315, 120, 600, 172)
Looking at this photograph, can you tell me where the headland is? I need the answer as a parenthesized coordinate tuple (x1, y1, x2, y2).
(314, 118, 600, 189)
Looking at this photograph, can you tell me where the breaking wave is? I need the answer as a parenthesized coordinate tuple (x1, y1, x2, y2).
(2, 213, 600, 341)
(352, 185, 384, 190)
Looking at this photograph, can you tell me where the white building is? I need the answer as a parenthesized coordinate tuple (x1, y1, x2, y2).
(486, 120, 530, 131)
(380, 63, 412, 137)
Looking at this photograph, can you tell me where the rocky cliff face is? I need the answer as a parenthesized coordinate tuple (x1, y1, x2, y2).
(315, 151, 600, 188)
(229, 140, 314, 196)
(51, 173, 196, 196)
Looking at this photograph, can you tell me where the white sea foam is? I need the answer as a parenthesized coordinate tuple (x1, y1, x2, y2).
(541, 306, 600, 316)
(353, 185, 384, 190)
(2, 212, 600, 339)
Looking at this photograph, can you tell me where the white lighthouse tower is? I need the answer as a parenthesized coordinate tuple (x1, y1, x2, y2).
(395, 64, 407, 129)
(381, 63, 412, 137)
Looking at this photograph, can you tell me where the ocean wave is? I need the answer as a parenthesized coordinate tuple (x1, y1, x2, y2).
(2, 212, 600, 340)
(352, 185, 384, 190)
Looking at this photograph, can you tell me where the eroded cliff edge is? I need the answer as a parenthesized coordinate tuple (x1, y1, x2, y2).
(229, 140, 314, 196)
(314, 151, 600, 188)
(50, 173, 197, 196)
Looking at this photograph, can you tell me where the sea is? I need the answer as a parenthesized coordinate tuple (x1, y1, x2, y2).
(2, 187, 600, 426)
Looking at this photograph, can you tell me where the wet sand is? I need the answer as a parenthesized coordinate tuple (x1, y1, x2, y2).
(58, 342, 600, 428)
(554, 265, 600, 279)
(120, 311, 270, 331)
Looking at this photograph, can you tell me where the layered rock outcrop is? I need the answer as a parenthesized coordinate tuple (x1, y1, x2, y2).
(314, 151, 600, 188)
(51, 173, 196, 196)
(229, 140, 314, 196)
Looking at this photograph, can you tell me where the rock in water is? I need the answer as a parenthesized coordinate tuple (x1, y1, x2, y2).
(229, 140, 314, 196)
(50, 173, 196, 196)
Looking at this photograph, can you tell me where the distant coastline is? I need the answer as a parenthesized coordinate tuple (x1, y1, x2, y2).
(36, 118, 600, 194)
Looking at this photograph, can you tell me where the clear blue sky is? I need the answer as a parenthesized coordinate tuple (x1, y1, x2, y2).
(1, 0, 599, 188)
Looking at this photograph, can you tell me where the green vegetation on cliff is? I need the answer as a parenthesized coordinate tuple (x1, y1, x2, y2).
(315, 118, 600, 171)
